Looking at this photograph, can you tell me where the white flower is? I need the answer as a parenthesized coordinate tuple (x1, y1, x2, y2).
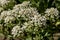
(4, 16, 15, 23)
(0, 11, 8, 18)
(0, 1, 48, 38)
(0, 11, 12, 19)
(32, 15, 46, 27)
(45, 7, 59, 22)
(0, 0, 10, 7)
(45, 7, 59, 18)
(13, 1, 30, 9)
(11, 25, 25, 37)
(11, 25, 20, 37)
(21, 1, 30, 6)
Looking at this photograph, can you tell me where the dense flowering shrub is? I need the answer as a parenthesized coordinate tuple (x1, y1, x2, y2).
(0, 0, 60, 40)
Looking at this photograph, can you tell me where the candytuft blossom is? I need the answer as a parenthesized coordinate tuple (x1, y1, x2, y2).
(45, 7, 59, 22)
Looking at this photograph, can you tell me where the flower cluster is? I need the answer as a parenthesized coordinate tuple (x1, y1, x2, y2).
(0, 1, 59, 40)
(11, 1, 47, 37)
(11, 25, 24, 37)
(0, 0, 15, 10)
(0, 0, 10, 7)
(13, 1, 30, 9)
(0, 1, 47, 38)
(45, 7, 59, 22)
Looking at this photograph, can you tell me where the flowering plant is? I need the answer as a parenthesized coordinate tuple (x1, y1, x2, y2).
(0, 0, 60, 40)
